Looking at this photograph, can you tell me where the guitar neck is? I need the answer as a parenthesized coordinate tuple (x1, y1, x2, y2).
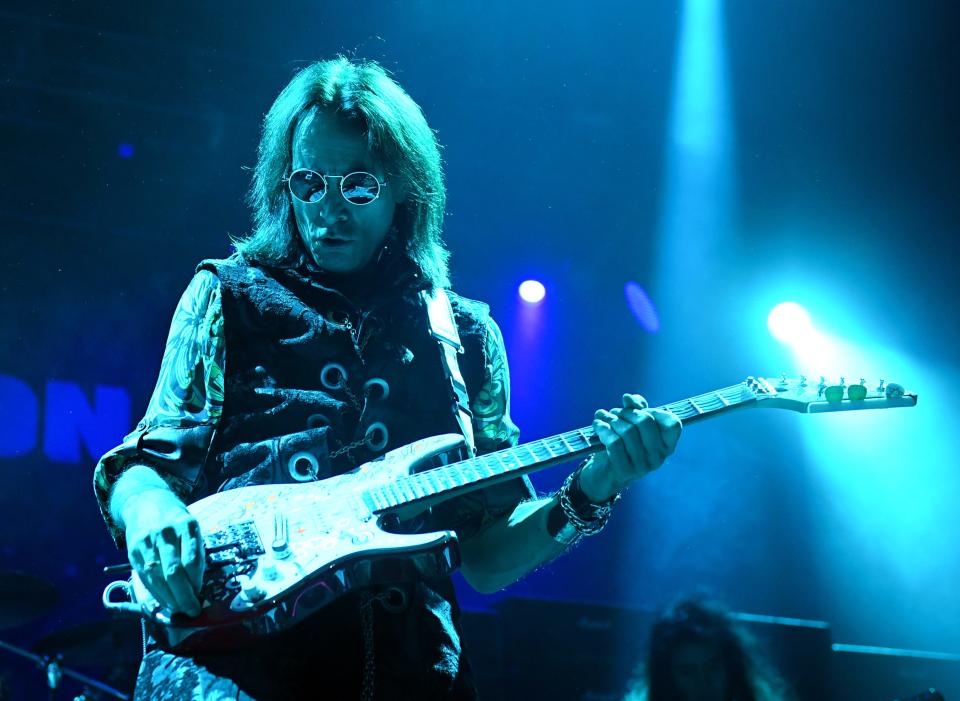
(365, 381, 762, 513)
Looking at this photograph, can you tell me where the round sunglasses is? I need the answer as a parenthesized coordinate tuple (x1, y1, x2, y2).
(286, 169, 387, 206)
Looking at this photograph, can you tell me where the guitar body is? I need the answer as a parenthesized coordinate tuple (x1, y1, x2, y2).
(125, 434, 468, 654)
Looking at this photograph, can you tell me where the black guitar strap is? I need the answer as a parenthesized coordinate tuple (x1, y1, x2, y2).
(421, 288, 477, 458)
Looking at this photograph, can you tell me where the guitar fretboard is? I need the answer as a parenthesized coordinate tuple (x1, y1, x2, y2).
(363, 381, 761, 513)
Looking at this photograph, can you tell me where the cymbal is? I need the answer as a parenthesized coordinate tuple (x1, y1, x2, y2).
(0, 571, 58, 629)
(33, 618, 142, 667)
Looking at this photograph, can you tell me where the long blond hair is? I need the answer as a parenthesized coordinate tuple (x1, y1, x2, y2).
(235, 56, 450, 287)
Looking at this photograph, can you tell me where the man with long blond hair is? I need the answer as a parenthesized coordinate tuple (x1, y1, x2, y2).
(95, 57, 680, 699)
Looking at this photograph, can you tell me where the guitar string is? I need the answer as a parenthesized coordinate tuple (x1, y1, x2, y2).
(368, 381, 761, 510)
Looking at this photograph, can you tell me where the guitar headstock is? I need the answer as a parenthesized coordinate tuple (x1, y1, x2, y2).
(747, 375, 917, 414)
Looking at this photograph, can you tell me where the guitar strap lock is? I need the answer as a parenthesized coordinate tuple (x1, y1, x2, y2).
(421, 288, 476, 458)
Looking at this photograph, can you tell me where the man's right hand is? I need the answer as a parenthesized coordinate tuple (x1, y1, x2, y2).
(121, 486, 205, 617)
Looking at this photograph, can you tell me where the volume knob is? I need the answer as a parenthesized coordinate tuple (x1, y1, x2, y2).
(259, 557, 280, 581)
(240, 577, 266, 603)
(272, 512, 291, 559)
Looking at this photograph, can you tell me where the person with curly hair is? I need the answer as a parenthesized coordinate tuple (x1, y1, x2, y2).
(626, 597, 793, 701)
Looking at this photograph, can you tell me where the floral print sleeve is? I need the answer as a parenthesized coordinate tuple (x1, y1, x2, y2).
(139, 271, 225, 427)
(92, 270, 225, 547)
(470, 316, 521, 453)
(429, 315, 535, 539)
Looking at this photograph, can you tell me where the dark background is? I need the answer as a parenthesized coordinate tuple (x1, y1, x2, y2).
(1, 2, 958, 698)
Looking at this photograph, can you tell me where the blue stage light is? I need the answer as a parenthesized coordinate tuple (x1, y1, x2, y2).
(624, 281, 660, 332)
(117, 142, 135, 159)
(518, 280, 546, 304)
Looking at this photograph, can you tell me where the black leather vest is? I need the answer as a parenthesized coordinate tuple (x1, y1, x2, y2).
(198, 254, 490, 495)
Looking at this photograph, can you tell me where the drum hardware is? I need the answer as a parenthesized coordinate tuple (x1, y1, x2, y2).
(0, 638, 129, 701)
(0, 571, 58, 629)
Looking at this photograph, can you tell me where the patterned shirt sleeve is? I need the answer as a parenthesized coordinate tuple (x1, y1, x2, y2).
(470, 315, 522, 454)
(92, 270, 225, 547)
(428, 315, 537, 539)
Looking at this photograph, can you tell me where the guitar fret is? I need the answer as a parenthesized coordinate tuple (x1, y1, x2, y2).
(530, 442, 549, 461)
(415, 474, 435, 498)
(499, 452, 519, 471)
(575, 428, 593, 447)
(365, 489, 385, 511)
(457, 466, 474, 487)
(397, 479, 415, 503)
(411, 477, 427, 499)
(459, 463, 479, 484)
(412, 475, 431, 498)
(705, 394, 725, 409)
(475, 458, 494, 478)
(410, 478, 426, 500)
(520, 444, 538, 466)
(438, 467, 456, 490)
(692, 396, 715, 412)
(379, 488, 395, 510)
(386, 483, 403, 506)
(548, 438, 568, 457)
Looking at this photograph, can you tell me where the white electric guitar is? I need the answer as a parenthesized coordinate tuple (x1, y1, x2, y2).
(103, 375, 916, 653)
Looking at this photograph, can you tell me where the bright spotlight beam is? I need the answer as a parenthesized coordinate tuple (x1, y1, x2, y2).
(768, 302, 813, 345)
(518, 280, 546, 304)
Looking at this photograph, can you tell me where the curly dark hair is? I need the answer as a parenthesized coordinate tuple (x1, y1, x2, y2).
(627, 597, 792, 701)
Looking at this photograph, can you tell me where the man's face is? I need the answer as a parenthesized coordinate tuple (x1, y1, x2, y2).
(290, 108, 400, 274)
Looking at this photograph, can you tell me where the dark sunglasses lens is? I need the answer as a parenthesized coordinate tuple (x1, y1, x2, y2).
(342, 172, 380, 205)
(289, 170, 326, 203)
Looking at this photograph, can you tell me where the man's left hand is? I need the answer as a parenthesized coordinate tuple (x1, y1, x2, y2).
(579, 393, 682, 503)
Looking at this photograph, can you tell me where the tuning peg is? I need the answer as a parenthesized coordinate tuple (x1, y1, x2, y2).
(847, 382, 867, 401)
(799, 375, 808, 387)
(824, 385, 844, 402)
(777, 373, 789, 389)
(885, 382, 905, 399)
(817, 376, 827, 397)
(839, 376, 846, 388)
(876, 379, 885, 393)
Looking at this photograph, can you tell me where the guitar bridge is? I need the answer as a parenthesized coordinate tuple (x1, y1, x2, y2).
(200, 521, 266, 604)
(204, 520, 265, 564)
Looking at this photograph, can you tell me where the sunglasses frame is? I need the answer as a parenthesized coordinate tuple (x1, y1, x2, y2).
(285, 168, 388, 207)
